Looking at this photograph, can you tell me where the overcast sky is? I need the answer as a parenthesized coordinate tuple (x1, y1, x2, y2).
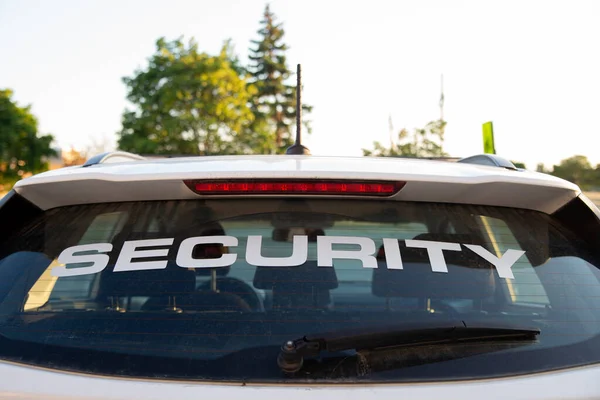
(1, 0, 599, 169)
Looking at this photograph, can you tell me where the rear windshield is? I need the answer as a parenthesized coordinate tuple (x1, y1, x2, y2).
(1, 198, 600, 382)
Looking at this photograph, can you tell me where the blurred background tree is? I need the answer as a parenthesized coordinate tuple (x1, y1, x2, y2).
(61, 147, 87, 167)
(549, 155, 597, 190)
(0, 89, 56, 190)
(117, 5, 311, 156)
(117, 38, 256, 155)
(3, 3, 600, 201)
(363, 119, 448, 157)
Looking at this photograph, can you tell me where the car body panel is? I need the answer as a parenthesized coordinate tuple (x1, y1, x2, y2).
(0, 359, 599, 400)
(13, 155, 580, 212)
(4, 154, 599, 398)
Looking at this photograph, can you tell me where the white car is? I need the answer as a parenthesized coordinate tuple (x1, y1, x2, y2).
(0, 151, 599, 399)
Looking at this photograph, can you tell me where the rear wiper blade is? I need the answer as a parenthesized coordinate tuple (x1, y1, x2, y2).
(277, 319, 539, 373)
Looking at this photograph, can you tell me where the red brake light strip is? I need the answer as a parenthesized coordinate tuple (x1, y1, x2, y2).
(184, 180, 405, 196)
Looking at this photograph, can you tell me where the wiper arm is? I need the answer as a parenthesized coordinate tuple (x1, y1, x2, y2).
(277, 319, 539, 373)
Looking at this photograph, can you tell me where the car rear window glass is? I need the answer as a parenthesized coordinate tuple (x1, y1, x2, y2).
(0, 198, 600, 382)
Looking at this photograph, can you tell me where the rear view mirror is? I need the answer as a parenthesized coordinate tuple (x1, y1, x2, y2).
(272, 228, 325, 242)
(271, 212, 334, 229)
(272, 228, 289, 242)
(270, 199, 335, 229)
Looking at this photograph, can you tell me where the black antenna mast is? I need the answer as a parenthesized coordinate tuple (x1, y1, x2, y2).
(286, 64, 311, 155)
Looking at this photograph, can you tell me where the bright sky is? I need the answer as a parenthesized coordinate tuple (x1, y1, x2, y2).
(1, 0, 599, 169)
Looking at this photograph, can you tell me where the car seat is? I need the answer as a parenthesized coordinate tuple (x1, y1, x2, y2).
(372, 233, 496, 311)
(169, 221, 252, 312)
(253, 260, 338, 311)
(99, 261, 196, 312)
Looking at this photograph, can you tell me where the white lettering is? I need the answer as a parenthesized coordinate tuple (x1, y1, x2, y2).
(464, 245, 525, 279)
(52, 243, 112, 277)
(382, 238, 403, 269)
(114, 238, 174, 272)
(246, 235, 307, 267)
(404, 240, 461, 273)
(317, 236, 377, 268)
(53, 235, 530, 279)
(176, 235, 238, 268)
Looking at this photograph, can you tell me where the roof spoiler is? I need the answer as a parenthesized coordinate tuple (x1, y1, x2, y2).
(81, 151, 518, 171)
(457, 154, 518, 171)
(82, 151, 146, 167)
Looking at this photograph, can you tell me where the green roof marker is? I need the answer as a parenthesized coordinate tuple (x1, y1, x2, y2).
(483, 121, 496, 154)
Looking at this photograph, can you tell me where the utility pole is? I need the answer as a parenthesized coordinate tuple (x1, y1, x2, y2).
(439, 74, 446, 139)
(439, 74, 445, 123)
(389, 114, 395, 151)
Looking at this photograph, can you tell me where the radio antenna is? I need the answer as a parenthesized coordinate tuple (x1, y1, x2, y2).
(286, 64, 311, 155)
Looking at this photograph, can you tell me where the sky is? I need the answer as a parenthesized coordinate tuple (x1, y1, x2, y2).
(1, 0, 599, 169)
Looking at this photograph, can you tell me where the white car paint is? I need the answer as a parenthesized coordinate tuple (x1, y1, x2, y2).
(4, 154, 598, 398)
(0, 359, 599, 400)
(13, 155, 580, 212)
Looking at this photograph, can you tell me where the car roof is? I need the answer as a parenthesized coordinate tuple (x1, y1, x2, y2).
(13, 154, 580, 213)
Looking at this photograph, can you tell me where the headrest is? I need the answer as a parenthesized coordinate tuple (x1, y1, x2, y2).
(109, 231, 167, 265)
(253, 260, 338, 290)
(99, 263, 196, 298)
(373, 234, 495, 299)
(172, 222, 230, 277)
(111, 227, 230, 278)
(0, 252, 52, 301)
(404, 233, 488, 265)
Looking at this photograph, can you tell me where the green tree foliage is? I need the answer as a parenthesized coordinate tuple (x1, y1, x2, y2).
(511, 161, 527, 169)
(0, 89, 56, 188)
(248, 4, 312, 152)
(363, 120, 448, 157)
(550, 155, 596, 189)
(533, 157, 600, 191)
(117, 38, 256, 155)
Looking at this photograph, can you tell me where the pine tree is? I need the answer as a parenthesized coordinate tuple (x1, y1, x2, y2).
(248, 5, 311, 153)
